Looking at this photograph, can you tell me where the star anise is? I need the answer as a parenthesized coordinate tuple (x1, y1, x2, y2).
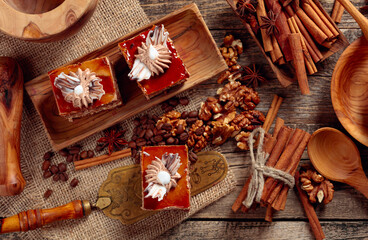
(236, 0, 258, 16)
(260, 10, 279, 36)
(97, 126, 128, 155)
(240, 64, 267, 88)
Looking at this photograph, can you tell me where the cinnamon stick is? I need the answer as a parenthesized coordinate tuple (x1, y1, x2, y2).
(266, 126, 293, 167)
(285, 5, 323, 62)
(335, 2, 344, 23)
(272, 117, 284, 138)
(264, 0, 293, 61)
(257, 0, 273, 52)
(289, 33, 310, 95)
(295, 172, 326, 240)
(307, 0, 339, 38)
(265, 205, 274, 222)
(271, 36, 284, 63)
(263, 95, 283, 133)
(74, 148, 131, 170)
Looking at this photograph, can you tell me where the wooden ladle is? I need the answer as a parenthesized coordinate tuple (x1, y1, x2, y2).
(0, 57, 25, 196)
(331, 0, 368, 147)
(308, 127, 368, 198)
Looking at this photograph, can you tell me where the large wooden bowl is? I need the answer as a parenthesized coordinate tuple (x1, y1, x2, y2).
(0, 0, 98, 42)
(331, 36, 368, 147)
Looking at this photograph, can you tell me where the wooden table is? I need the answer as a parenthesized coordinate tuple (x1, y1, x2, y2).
(140, 0, 368, 239)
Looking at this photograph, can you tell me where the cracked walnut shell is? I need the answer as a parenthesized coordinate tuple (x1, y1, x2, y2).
(199, 97, 223, 121)
(300, 169, 334, 204)
(211, 121, 235, 146)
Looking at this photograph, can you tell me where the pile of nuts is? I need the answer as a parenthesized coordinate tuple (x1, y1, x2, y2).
(41, 145, 94, 199)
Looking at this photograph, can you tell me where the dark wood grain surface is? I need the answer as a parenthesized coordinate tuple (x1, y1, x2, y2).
(139, 0, 368, 239)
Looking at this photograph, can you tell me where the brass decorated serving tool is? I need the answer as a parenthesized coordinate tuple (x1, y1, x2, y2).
(0, 151, 228, 234)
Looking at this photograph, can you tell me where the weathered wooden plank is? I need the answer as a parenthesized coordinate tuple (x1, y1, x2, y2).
(156, 220, 368, 239)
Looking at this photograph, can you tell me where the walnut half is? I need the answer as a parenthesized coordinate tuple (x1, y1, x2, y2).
(300, 169, 334, 204)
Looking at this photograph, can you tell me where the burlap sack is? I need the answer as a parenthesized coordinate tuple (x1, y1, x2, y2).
(0, 1, 236, 239)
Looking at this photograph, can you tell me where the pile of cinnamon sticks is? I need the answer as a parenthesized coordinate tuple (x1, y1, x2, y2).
(238, 0, 341, 94)
(232, 96, 311, 221)
(331, 0, 345, 23)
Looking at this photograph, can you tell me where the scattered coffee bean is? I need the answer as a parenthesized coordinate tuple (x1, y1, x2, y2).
(168, 98, 179, 107)
(136, 138, 147, 147)
(140, 115, 148, 124)
(96, 144, 105, 152)
(60, 172, 68, 182)
(153, 135, 163, 142)
(174, 138, 179, 145)
(50, 165, 59, 174)
(156, 129, 166, 135)
(161, 123, 173, 131)
(138, 129, 146, 138)
(156, 122, 163, 130)
(163, 133, 172, 139)
(176, 124, 184, 135)
(53, 174, 60, 182)
(186, 118, 197, 125)
(181, 111, 189, 119)
(73, 153, 80, 162)
(166, 137, 175, 145)
(133, 118, 140, 126)
(188, 110, 199, 118)
(43, 151, 53, 160)
(43, 170, 52, 179)
(80, 151, 88, 159)
(42, 160, 51, 171)
(66, 154, 74, 163)
(145, 129, 154, 139)
(131, 148, 137, 158)
(158, 141, 166, 146)
(189, 151, 198, 163)
(195, 126, 205, 136)
(87, 150, 94, 158)
(70, 178, 79, 188)
(68, 146, 81, 155)
(128, 141, 137, 148)
(44, 189, 53, 199)
(179, 132, 189, 142)
(58, 149, 69, 157)
(179, 97, 189, 106)
(58, 163, 67, 172)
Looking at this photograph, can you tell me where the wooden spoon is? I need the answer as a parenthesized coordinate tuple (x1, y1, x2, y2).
(337, 0, 368, 40)
(0, 57, 25, 196)
(308, 127, 368, 198)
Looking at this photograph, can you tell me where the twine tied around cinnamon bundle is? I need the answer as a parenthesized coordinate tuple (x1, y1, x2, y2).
(243, 127, 295, 208)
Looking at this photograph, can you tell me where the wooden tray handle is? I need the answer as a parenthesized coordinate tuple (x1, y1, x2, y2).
(0, 200, 92, 234)
(0, 57, 25, 196)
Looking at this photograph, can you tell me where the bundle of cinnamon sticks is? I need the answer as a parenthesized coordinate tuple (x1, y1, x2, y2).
(236, 0, 341, 94)
(232, 96, 311, 221)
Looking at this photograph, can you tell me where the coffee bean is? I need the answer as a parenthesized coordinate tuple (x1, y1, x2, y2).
(65, 154, 73, 163)
(142, 124, 148, 130)
(138, 129, 146, 138)
(128, 141, 137, 148)
(168, 98, 179, 107)
(50, 165, 59, 174)
(153, 128, 158, 135)
(147, 124, 155, 130)
(153, 135, 163, 142)
(146, 141, 152, 145)
(73, 153, 80, 162)
(53, 174, 60, 182)
(161, 102, 169, 110)
(163, 133, 172, 139)
(132, 148, 137, 158)
(136, 138, 147, 147)
(80, 151, 88, 159)
(44, 189, 53, 199)
(70, 178, 79, 188)
(181, 111, 189, 119)
(58, 149, 69, 157)
(195, 126, 205, 136)
(133, 118, 140, 126)
(68, 146, 81, 154)
(87, 150, 94, 158)
(43, 170, 52, 179)
(177, 124, 184, 134)
(186, 118, 197, 125)
(156, 129, 166, 135)
(189, 151, 198, 163)
(158, 141, 166, 146)
(179, 132, 189, 142)
(152, 115, 159, 122)
(60, 172, 68, 182)
(156, 122, 163, 130)
(174, 138, 179, 145)
(58, 163, 67, 172)
(42, 160, 51, 171)
(189, 110, 199, 118)
(179, 97, 189, 106)
(43, 151, 53, 160)
(162, 123, 173, 131)
(96, 144, 105, 152)
(166, 137, 175, 145)
(145, 129, 154, 139)
(140, 115, 148, 124)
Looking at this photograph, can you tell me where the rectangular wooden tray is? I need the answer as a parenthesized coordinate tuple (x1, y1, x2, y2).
(226, 0, 349, 87)
(25, 3, 227, 151)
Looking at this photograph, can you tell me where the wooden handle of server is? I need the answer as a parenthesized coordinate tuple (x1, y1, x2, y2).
(0, 57, 25, 196)
(337, 0, 368, 40)
(0, 200, 92, 234)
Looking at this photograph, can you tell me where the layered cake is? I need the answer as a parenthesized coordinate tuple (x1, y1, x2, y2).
(48, 57, 122, 121)
(118, 24, 190, 100)
(141, 145, 190, 210)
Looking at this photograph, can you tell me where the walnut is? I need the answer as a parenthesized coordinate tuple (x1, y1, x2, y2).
(199, 97, 223, 121)
(234, 131, 252, 150)
(220, 46, 238, 67)
(300, 169, 334, 204)
(213, 110, 236, 125)
(217, 81, 261, 112)
(211, 121, 235, 146)
(157, 110, 187, 136)
(188, 120, 212, 152)
(231, 110, 265, 132)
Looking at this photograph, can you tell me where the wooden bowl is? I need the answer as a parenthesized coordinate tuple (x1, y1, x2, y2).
(331, 36, 368, 147)
(24, 3, 228, 151)
(0, 0, 99, 42)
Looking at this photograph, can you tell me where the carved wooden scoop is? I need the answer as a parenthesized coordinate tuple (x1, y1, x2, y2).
(308, 127, 368, 198)
(0, 57, 25, 196)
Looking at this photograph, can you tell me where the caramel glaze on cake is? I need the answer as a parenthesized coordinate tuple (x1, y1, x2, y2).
(48, 57, 122, 121)
(119, 26, 190, 100)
